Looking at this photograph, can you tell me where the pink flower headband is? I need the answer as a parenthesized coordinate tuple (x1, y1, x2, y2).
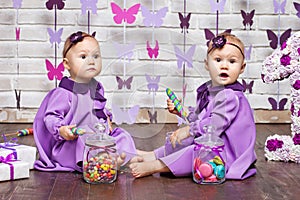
(207, 35, 245, 58)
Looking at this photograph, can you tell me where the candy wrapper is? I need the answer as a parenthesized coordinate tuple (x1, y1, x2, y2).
(0, 153, 30, 182)
(0, 143, 37, 169)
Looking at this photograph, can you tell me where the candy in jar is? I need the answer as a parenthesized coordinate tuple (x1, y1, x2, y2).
(83, 133, 118, 184)
(192, 125, 226, 184)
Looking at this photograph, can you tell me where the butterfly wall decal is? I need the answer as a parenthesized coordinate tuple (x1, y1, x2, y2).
(116, 76, 133, 90)
(15, 27, 20, 41)
(241, 9, 255, 30)
(141, 6, 168, 28)
(148, 110, 157, 124)
(14, 89, 21, 110)
(111, 104, 140, 125)
(45, 0, 65, 10)
(146, 40, 159, 59)
(13, 0, 22, 9)
(145, 74, 160, 93)
(204, 28, 231, 47)
(114, 42, 135, 62)
(268, 97, 287, 110)
(111, 2, 140, 24)
(210, 0, 226, 13)
(174, 45, 196, 69)
(242, 79, 254, 94)
(273, 0, 287, 14)
(45, 59, 64, 81)
(293, 2, 300, 18)
(178, 12, 191, 33)
(244, 45, 252, 61)
(47, 27, 63, 48)
(80, 0, 98, 15)
(266, 29, 292, 49)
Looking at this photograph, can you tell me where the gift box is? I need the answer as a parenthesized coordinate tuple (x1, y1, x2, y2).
(0, 153, 30, 182)
(0, 143, 37, 169)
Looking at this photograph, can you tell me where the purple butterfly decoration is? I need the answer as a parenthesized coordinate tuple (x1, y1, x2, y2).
(47, 28, 63, 48)
(80, 0, 98, 15)
(244, 45, 252, 61)
(210, 0, 226, 13)
(116, 76, 133, 90)
(174, 45, 196, 69)
(111, 104, 140, 125)
(114, 42, 135, 62)
(141, 6, 168, 28)
(45, 59, 64, 81)
(45, 0, 65, 10)
(146, 40, 159, 59)
(266, 29, 292, 49)
(178, 12, 191, 33)
(148, 110, 157, 124)
(145, 74, 160, 93)
(204, 28, 231, 47)
(13, 0, 22, 9)
(241, 9, 255, 30)
(273, 0, 287, 14)
(15, 27, 20, 41)
(14, 89, 21, 110)
(242, 79, 254, 94)
(268, 97, 287, 110)
(294, 2, 300, 18)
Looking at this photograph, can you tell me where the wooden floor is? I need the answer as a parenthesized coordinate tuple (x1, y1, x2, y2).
(0, 123, 298, 200)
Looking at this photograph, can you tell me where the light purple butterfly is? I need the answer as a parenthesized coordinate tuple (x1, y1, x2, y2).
(141, 5, 168, 28)
(294, 2, 300, 18)
(116, 76, 133, 90)
(244, 45, 252, 61)
(111, 104, 140, 125)
(114, 42, 135, 62)
(268, 97, 287, 110)
(273, 0, 287, 14)
(148, 110, 157, 124)
(13, 0, 22, 9)
(242, 79, 254, 94)
(80, 0, 98, 15)
(47, 27, 63, 48)
(210, 0, 226, 13)
(174, 45, 196, 69)
(145, 74, 160, 93)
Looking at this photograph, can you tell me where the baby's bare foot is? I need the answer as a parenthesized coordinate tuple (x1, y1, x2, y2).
(129, 160, 169, 178)
(130, 156, 144, 163)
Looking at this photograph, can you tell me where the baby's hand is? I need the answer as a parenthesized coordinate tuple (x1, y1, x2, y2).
(167, 98, 180, 116)
(59, 125, 78, 140)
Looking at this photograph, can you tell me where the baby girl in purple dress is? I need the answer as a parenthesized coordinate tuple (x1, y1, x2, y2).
(33, 31, 137, 172)
(130, 33, 257, 180)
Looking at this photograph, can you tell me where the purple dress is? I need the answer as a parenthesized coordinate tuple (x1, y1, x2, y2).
(155, 81, 257, 180)
(33, 77, 137, 172)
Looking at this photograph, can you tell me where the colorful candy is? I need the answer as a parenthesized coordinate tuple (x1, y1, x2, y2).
(166, 88, 187, 118)
(17, 128, 33, 137)
(70, 127, 85, 135)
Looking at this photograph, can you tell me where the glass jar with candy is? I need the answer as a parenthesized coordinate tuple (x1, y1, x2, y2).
(192, 125, 226, 184)
(83, 123, 117, 184)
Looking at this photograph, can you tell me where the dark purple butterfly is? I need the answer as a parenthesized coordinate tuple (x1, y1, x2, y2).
(45, 0, 65, 10)
(241, 9, 255, 30)
(266, 29, 292, 49)
(178, 12, 191, 33)
(145, 74, 160, 93)
(116, 76, 133, 90)
(294, 2, 300, 18)
(242, 79, 254, 94)
(14, 89, 21, 110)
(204, 28, 231, 47)
(268, 97, 287, 110)
(148, 110, 157, 124)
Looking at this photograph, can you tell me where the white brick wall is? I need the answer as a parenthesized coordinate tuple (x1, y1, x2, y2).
(0, 0, 299, 122)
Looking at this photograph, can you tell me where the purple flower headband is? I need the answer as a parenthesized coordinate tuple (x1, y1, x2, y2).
(63, 31, 96, 58)
(207, 35, 245, 58)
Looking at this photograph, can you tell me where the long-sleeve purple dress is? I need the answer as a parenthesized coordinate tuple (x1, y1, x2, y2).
(33, 77, 137, 172)
(155, 81, 257, 180)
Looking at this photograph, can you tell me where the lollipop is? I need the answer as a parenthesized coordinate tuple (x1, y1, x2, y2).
(166, 88, 187, 118)
(70, 127, 86, 135)
(17, 128, 33, 136)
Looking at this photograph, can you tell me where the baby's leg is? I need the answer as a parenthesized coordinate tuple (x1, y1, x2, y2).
(129, 160, 170, 178)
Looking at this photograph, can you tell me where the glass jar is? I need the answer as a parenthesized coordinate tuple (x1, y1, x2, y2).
(192, 125, 226, 184)
(83, 131, 117, 184)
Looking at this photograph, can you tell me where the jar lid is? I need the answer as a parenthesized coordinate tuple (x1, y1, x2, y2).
(194, 124, 224, 147)
(85, 134, 115, 147)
